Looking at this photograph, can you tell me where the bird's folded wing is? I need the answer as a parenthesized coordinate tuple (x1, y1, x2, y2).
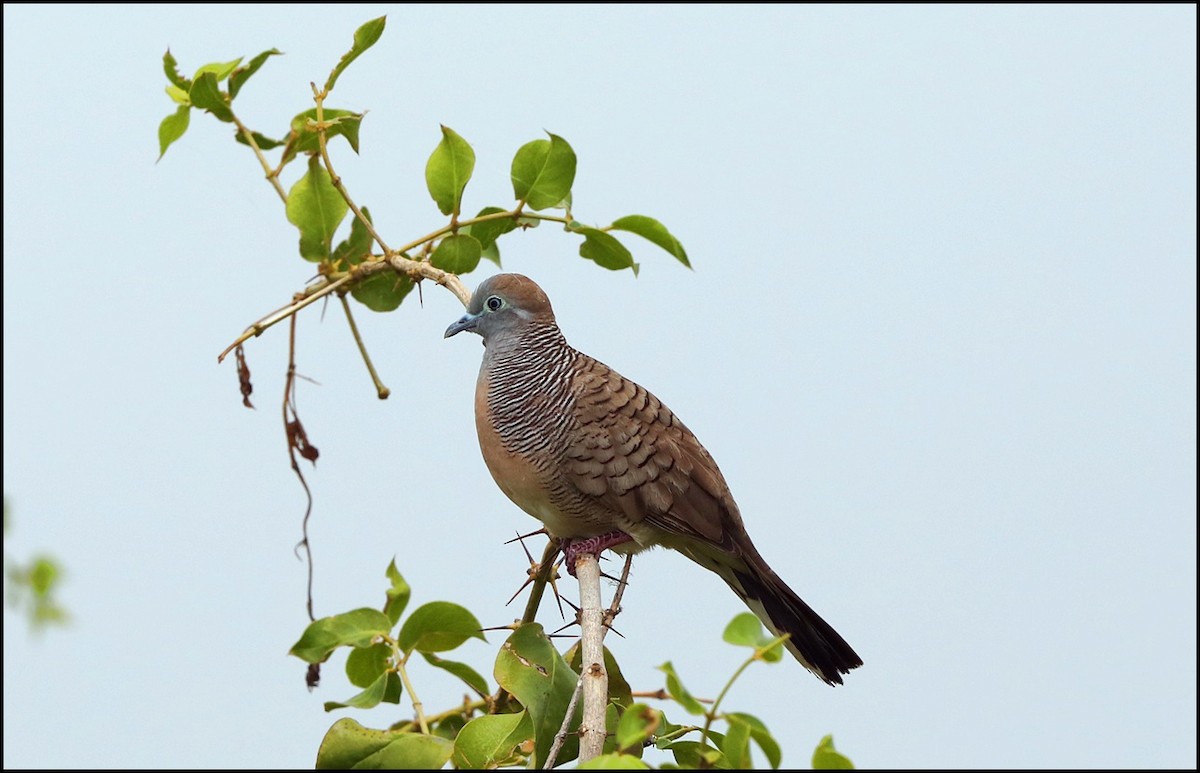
(562, 362, 740, 553)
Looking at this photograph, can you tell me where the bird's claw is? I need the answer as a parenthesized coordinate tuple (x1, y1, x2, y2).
(559, 530, 633, 577)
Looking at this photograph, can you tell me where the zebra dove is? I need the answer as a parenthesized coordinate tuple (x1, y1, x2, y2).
(445, 273, 862, 684)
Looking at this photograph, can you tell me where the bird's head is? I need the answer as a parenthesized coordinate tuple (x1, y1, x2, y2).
(444, 273, 557, 342)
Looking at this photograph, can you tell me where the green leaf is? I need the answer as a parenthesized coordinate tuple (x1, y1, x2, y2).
(657, 662, 705, 716)
(325, 15, 387, 92)
(157, 106, 190, 161)
(614, 703, 659, 755)
(421, 652, 489, 695)
(280, 108, 364, 165)
(722, 612, 764, 647)
(577, 753, 653, 769)
(432, 713, 467, 741)
(463, 207, 517, 254)
(812, 734, 855, 770)
(188, 72, 232, 123)
(229, 48, 281, 99)
(396, 601, 484, 655)
(723, 612, 786, 662)
(162, 49, 190, 90)
(332, 207, 376, 271)
(430, 234, 483, 274)
(383, 558, 411, 627)
(316, 718, 452, 770)
(495, 623, 582, 767)
(164, 84, 189, 105)
(350, 270, 413, 312)
(719, 715, 752, 769)
(345, 642, 391, 688)
(286, 156, 349, 263)
(511, 133, 576, 210)
(288, 607, 392, 663)
(603, 703, 621, 756)
(565, 643, 633, 709)
(323, 670, 402, 712)
(451, 710, 533, 769)
(610, 215, 690, 268)
(726, 712, 782, 769)
(425, 125, 476, 217)
(668, 740, 727, 769)
(570, 223, 637, 273)
(233, 129, 286, 151)
(193, 57, 243, 81)
(481, 241, 502, 267)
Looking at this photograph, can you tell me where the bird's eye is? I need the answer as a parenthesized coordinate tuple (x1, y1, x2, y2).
(485, 296, 503, 311)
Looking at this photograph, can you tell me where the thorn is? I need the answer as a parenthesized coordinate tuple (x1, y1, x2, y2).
(504, 527, 548, 545)
(505, 577, 535, 607)
(550, 620, 579, 636)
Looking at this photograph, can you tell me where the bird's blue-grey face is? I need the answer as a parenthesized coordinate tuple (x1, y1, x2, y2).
(443, 273, 555, 341)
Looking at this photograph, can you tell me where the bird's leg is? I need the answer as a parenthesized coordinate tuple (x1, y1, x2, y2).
(560, 530, 633, 577)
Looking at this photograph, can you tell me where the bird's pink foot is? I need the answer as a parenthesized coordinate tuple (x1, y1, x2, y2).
(560, 530, 633, 576)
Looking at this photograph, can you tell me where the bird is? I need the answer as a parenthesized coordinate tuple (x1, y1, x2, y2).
(445, 273, 862, 685)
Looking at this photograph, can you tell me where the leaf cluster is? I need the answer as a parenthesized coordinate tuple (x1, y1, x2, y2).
(3, 499, 68, 631)
(159, 16, 689, 326)
(290, 560, 853, 769)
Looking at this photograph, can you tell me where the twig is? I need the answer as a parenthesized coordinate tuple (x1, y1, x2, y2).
(543, 670, 585, 769)
(339, 294, 390, 399)
(310, 83, 393, 256)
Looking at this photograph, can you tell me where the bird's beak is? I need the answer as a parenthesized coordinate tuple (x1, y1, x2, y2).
(444, 312, 479, 338)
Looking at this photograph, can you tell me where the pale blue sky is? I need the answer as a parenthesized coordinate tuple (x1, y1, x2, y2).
(3, 4, 1195, 768)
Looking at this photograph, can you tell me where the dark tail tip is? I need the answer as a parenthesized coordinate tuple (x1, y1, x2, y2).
(734, 564, 863, 686)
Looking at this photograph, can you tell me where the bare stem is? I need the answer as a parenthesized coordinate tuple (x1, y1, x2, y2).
(231, 113, 287, 205)
(394, 653, 430, 735)
(310, 83, 393, 255)
(339, 294, 390, 399)
(521, 540, 562, 624)
(575, 553, 608, 762)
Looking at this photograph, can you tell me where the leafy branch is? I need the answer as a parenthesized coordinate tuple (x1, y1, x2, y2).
(159, 15, 854, 769)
